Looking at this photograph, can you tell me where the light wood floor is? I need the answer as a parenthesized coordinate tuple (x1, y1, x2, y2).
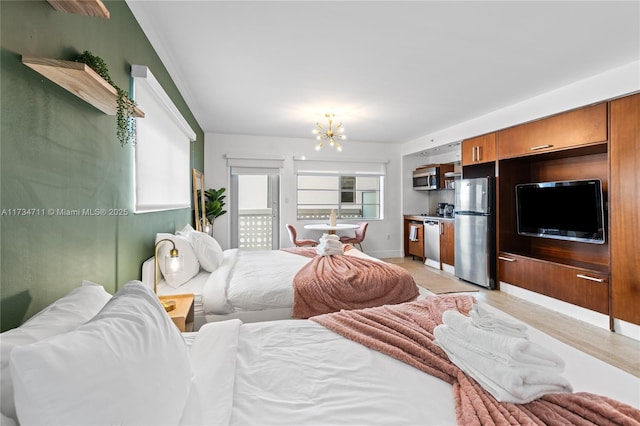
(384, 257, 640, 378)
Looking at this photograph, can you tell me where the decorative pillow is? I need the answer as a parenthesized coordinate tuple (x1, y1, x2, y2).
(10, 281, 192, 426)
(177, 224, 224, 272)
(0, 281, 112, 422)
(155, 233, 200, 288)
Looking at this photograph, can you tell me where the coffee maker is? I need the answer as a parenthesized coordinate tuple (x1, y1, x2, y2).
(437, 203, 447, 217)
(444, 204, 455, 218)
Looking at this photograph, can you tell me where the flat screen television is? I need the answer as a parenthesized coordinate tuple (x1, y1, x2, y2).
(515, 179, 605, 244)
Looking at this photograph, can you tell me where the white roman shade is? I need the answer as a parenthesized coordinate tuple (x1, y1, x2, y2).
(226, 154, 284, 175)
(132, 65, 196, 213)
(293, 157, 388, 175)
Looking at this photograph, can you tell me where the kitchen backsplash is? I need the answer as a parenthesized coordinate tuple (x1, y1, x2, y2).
(427, 190, 455, 215)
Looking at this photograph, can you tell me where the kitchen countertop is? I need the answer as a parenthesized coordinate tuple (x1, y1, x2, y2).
(404, 214, 454, 221)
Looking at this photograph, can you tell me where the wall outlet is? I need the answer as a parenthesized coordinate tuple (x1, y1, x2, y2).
(387, 234, 391, 240)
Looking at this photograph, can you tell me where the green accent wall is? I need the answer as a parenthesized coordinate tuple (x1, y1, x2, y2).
(0, 0, 205, 331)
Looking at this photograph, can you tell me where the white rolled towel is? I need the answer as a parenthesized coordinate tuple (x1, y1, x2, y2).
(434, 324, 572, 404)
(315, 234, 343, 256)
(470, 303, 529, 338)
(442, 310, 564, 372)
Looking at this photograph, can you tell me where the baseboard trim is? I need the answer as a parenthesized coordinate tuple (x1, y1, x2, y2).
(500, 282, 640, 342)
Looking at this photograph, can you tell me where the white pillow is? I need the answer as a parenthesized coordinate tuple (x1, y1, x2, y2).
(155, 233, 200, 288)
(10, 281, 192, 426)
(177, 224, 224, 272)
(0, 281, 112, 422)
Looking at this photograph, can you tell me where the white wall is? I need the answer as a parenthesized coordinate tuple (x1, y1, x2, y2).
(401, 60, 640, 156)
(204, 61, 639, 259)
(204, 134, 403, 258)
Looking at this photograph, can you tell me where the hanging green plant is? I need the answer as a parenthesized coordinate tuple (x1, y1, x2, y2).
(75, 51, 137, 147)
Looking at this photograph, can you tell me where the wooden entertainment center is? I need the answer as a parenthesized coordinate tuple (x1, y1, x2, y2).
(461, 93, 639, 328)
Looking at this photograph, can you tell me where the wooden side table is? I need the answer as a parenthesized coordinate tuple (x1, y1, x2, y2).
(159, 294, 194, 332)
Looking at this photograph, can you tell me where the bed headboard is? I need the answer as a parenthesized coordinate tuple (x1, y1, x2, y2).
(140, 257, 157, 290)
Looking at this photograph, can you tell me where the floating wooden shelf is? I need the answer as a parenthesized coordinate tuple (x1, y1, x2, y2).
(47, 0, 110, 19)
(22, 56, 144, 118)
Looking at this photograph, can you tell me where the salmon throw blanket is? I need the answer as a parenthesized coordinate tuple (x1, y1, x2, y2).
(290, 253, 419, 319)
(311, 295, 640, 425)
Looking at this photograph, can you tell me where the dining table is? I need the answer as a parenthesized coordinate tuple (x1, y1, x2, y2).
(303, 223, 359, 235)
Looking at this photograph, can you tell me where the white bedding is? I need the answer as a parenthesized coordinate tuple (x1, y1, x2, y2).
(143, 248, 394, 328)
(180, 305, 640, 425)
(204, 249, 311, 314)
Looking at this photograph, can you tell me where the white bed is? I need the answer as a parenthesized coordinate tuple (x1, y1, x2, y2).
(184, 318, 640, 425)
(142, 249, 308, 328)
(3, 282, 638, 426)
(142, 238, 416, 330)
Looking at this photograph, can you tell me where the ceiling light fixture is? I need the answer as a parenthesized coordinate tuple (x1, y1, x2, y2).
(313, 113, 346, 151)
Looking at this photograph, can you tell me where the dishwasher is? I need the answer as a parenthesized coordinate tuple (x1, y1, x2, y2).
(423, 219, 441, 269)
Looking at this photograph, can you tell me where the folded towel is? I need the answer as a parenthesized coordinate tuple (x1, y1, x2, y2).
(470, 303, 529, 338)
(434, 324, 573, 403)
(315, 234, 343, 256)
(409, 225, 418, 241)
(442, 310, 564, 371)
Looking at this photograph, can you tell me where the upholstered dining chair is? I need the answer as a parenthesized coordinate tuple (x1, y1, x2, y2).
(286, 224, 318, 247)
(339, 221, 368, 252)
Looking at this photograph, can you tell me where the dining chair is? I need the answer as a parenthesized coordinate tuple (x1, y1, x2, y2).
(339, 221, 368, 252)
(286, 224, 318, 247)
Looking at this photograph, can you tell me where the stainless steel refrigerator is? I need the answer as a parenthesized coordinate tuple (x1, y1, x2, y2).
(454, 177, 496, 289)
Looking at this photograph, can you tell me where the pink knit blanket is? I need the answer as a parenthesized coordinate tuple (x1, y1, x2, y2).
(281, 244, 355, 258)
(311, 295, 640, 425)
(290, 254, 419, 319)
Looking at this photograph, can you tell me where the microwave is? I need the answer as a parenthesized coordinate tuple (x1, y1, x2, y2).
(413, 167, 440, 190)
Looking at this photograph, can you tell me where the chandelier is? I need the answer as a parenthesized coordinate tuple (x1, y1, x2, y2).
(313, 113, 346, 151)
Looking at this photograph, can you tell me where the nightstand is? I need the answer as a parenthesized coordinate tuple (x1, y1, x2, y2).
(159, 294, 194, 332)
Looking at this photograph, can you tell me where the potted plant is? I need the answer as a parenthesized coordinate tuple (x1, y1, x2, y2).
(75, 51, 137, 147)
(201, 187, 227, 223)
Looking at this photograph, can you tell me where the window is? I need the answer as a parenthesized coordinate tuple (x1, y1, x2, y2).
(297, 174, 383, 220)
(132, 65, 196, 213)
(340, 176, 356, 203)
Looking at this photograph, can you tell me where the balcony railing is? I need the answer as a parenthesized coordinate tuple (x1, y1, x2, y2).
(238, 209, 272, 250)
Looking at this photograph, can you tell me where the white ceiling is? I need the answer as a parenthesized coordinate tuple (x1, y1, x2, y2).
(126, 1, 640, 146)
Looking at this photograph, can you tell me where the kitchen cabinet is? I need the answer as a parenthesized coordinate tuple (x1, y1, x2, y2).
(440, 220, 455, 266)
(498, 252, 609, 314)
(404, 217, 425, 260)
(497, 103, 607, 159)
(405, 216, 454, 269)
(461, 133, 496, 165)
(407, 222, 424, 260)
(609, 93, 640, 325)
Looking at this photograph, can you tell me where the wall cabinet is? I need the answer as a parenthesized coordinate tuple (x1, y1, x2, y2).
(498, 252, 609, 314)
(497, 103, 607, 159)
(461, 133, 496, 165)
(609, 93, 640, 325)
(460, 94, 638, 328)
(440, 220, 455, 266)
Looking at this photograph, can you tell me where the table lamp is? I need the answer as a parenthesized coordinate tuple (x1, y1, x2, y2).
(200, 217, 213, 236)
(154, 238, 183, 312)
